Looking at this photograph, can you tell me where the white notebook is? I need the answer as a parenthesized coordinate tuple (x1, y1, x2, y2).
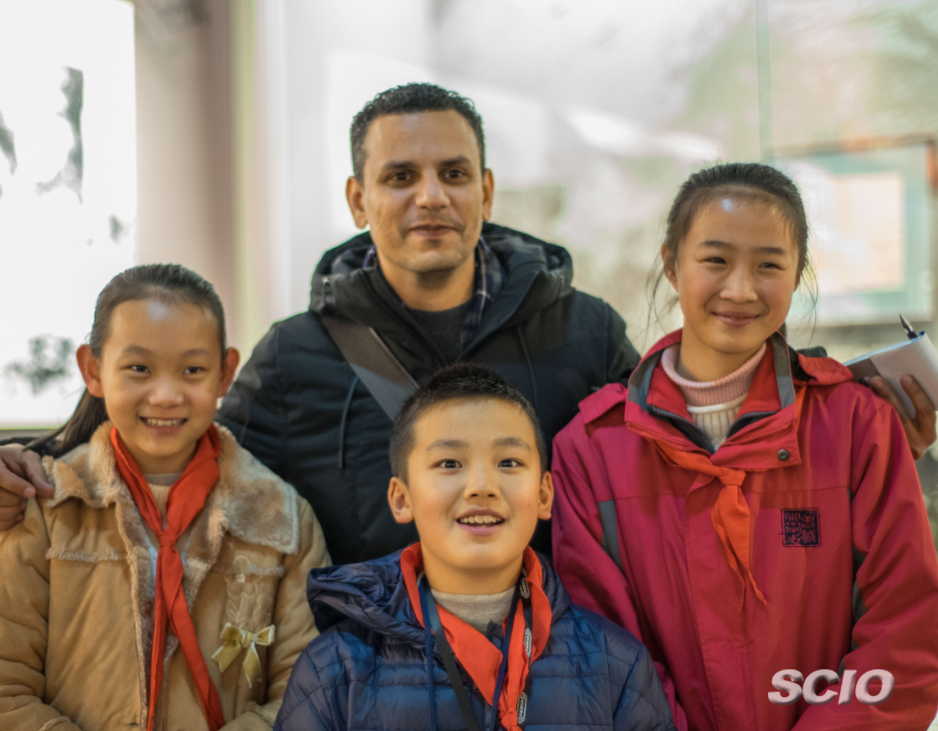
(844, 334, 938, 417)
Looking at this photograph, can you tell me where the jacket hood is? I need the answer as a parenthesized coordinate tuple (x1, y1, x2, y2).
(308, 223, 574, 338)
(306, 548, 572, 648)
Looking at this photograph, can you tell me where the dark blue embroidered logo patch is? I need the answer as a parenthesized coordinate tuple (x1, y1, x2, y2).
(782, 509, 820, 547)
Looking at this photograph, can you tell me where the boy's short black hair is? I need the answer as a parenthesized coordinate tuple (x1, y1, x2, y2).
(350, 83, 486, 181)
(389, 363, 547, 482)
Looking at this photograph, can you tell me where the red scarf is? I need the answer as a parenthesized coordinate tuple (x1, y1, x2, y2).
(401, 543, 552, 731)
(651, 442, 767, 610)
(650, 381, 807, 611)
(111, 426, 226, 731)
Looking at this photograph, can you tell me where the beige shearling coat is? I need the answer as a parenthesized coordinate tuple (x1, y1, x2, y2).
(0, 423, 330, 731)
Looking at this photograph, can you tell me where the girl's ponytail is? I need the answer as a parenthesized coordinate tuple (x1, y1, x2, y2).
(31, 389, 110, 456)
(30, 263, 227, 457)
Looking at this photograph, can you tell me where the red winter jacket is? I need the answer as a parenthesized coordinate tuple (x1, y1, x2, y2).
(552, 331, 938, 731)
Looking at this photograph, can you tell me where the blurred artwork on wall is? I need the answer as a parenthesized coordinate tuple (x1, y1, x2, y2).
(776, 138, 935, 326)
(0, 0, 136, 428)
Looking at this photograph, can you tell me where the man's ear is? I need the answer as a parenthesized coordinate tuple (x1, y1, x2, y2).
(346, 176, 368, 229)
(481, 168, 495, 222)
(662, 244, 678, 290)
(217, 348, 241, 398)
(388, 477, 415, 524)
(76, 344, 104, 398)
(537, 471, 554, 521)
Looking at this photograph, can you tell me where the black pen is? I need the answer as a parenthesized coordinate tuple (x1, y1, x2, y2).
(900, 314, 919, 341)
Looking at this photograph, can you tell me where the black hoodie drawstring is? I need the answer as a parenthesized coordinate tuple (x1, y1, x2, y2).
(516, 326, 539, 414)
(337, 375, 359, 469)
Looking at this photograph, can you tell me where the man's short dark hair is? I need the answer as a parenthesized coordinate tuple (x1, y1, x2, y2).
(389, 363, 546, 482)
(350, 83, 486, 181)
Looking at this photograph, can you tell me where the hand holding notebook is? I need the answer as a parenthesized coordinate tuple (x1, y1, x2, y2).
(845, 316, 938, 418)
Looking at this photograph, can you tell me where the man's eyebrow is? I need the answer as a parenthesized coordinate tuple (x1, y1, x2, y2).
(699, 240, 788, 256)
(380, 156, 473, 171)
(426, 438, 468, 451)
(183, 348, 214, 357)
(381, 160, 418, 171)
(492, 436, 531, 450)
(439, 155, 472, 167)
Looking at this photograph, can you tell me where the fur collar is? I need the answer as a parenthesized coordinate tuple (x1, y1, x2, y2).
(44, 421, 300, 556)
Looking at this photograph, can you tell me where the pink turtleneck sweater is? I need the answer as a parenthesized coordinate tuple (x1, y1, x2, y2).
(660, 342, 767, 448)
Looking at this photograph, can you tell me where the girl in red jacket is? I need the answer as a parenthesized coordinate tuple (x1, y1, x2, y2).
(551, 162, 938, 731)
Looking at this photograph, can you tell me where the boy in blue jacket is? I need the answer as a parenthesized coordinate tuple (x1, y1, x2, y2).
(275, 364, 675, 731)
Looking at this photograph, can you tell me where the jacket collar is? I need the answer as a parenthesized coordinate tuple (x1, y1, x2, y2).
(45, 421, 300, 555)
(628, 331, 795, 419)
(305, 547, 571, 646)
(307, 223, 575, 353)
(581, 330, 852, 468)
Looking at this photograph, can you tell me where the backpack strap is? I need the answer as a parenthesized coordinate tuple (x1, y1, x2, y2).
(321, 314, 419, 421)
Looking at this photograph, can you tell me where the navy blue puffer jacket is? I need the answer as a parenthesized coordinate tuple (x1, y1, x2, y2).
(275, 550, 676, 731)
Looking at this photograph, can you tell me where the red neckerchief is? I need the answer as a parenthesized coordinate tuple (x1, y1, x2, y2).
(111, 425, 226, 731)
(401, 543, 551, 731)
(645, 341, 806, 610)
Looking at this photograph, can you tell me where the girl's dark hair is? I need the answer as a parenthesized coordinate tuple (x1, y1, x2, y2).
(31, 263, 227, 457)
(649, 162, 815, 327)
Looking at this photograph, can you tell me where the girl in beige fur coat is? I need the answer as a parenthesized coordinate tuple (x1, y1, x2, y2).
(0, 264, 330, 731)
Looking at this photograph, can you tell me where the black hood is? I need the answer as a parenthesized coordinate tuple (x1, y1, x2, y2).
(308, 223, 575, 349)
(307, 548, 572, 649)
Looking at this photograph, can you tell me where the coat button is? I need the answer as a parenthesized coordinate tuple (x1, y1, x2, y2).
(777, 449, 790, 461)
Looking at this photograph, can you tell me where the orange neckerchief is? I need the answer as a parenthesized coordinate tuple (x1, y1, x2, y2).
(111, 426, 226, 731)
(401, 544, 552, 731)
(652, 443, 766, 610)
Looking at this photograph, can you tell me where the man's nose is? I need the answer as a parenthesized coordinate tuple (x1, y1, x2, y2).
(414, 172, 448, 209)
(721, 266, 758, 302)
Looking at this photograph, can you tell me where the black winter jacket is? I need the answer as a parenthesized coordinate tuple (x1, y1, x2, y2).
(274, 551, 677, 731)
(217, 224, 640, 564)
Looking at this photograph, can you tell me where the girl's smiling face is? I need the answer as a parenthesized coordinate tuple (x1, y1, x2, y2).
(77, 299, 239, 474)
(665, 197, 801, 381)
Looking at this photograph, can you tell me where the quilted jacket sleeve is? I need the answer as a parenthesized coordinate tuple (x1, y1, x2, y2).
(551, 419, 688, 731)
(217, 323, 288, 476)
(273, 636, 345, 731)
(611, 641, 678, 731)
(792, 395, 938, 730)
(0, 498, 82, 731)
(224, 498, 332, 730)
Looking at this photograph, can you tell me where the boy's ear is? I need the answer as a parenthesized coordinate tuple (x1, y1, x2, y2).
(76, 344, 104, 398)
(388, 477, 415, 524)
(218, 348, 241, 398)
(537, 471, 554, 521)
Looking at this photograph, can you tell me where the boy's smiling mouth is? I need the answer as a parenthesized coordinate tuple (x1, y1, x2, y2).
(456, 509, 506, 529)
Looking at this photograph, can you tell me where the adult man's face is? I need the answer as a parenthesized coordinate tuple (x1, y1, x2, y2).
(346, 110, 494, 281)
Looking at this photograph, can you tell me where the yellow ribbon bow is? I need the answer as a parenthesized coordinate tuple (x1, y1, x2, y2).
(212, 623, 276, 686)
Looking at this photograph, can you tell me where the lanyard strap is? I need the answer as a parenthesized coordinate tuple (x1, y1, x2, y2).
(422, 579, 484, 731)
(420, 575, 534, 731)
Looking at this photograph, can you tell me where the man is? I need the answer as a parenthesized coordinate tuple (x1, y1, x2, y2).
(1, 83, 935, 563)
